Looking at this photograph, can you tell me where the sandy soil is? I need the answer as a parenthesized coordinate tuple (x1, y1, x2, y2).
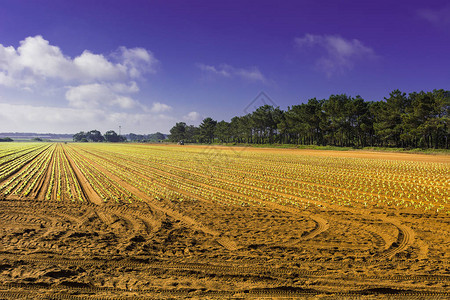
(0, 146, 448, 299)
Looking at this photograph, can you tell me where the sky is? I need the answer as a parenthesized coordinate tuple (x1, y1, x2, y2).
(0, 0, 449, 134)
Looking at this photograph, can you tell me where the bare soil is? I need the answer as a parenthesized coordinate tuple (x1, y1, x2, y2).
(0, 147, 448, 299)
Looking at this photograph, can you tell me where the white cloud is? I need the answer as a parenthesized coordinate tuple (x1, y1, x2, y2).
(0, 102, 175, 134)
(73, 50, 123, 81)
(197, 63, 266, 83)
(0, 71, 15, 87)
(183, 111, 201, 122)
(197, 63, 231, 77)
(149, 102, 172, 113)
(417, 5, 450, 26)
(0, 103, 102, 132)
(112, 96, 136, 109)
(17, 35, 74, 81)
(118, 46, 159, 77)
(65, 83, 139, 109)
(0, 35, 189, 134)
(0, 45, 16, 70)
(109, 81, 139, 93)
(0, 35, 164, 112)
(295, 34, 376, 77)
(235, 67, 265, 82)
(0, 35, 158, 87)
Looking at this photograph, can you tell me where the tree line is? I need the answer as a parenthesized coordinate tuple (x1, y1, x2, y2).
(169, 89, 449, 149)
(73, 130, 126, 142)
(73, 130, 167, 143)
(126, 132, 166, 142)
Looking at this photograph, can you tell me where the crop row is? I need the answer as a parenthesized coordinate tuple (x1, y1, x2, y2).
(70, 144, 449, 214)
(65, 146, 139, 203)
(0, 143, 447, 214)
(0, 144, 54, 197)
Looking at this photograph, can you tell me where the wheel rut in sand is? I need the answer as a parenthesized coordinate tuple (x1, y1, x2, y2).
(374, 215, 416, 259)
(0, 259, 448, 300)
(72, 145, 418, 259)
(76, 146, 330, 246)
(66, 145, 240, 251)
(0, 198, 164, 257)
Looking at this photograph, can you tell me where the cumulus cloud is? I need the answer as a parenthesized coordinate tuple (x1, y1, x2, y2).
(0, 71, 15, 87)
(0, 35, 158, 85)
(118, 46, 159, 77)
(197, 63, 266, 83)
(65, 83, 138, 109)
(109, 81, 139, 93)
(0, 36, 201, 133)
(73, 50, 123, 81)
(183, 111, 201, 122)
(417, 5, 450, 26)
(17, 36, 74, 81)
(0, 35, 163, 112)
(295, 34, 376, 77)
(149, 102, 172, 113)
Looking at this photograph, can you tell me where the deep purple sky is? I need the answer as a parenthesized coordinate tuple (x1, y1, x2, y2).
(0, 0, 449, 133)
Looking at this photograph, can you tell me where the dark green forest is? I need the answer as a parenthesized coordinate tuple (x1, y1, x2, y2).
(169, 89, 449, 149)
(73, 130, 127, 143)
(72, 130, 166, 143)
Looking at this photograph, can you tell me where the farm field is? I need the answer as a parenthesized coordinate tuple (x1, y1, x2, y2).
(0, 143, 449, 299)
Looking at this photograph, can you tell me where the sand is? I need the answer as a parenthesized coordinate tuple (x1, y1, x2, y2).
(0, 145, 448, 299)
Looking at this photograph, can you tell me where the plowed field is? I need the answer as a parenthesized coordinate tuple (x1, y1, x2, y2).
(0, 143, 449, 299)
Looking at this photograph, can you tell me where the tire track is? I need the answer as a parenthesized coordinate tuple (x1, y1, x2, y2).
(0, 282, 449, 300)
(0, 198, 156, 256)
(1, 253, 448, 283)
(66, 145, 240, 251)
(75, 145, 329, 244)
(74, 145, 420, 260)
(375, 215, 415, 260)
(75, 145, 418, 259)
(301, 213, 329, 240)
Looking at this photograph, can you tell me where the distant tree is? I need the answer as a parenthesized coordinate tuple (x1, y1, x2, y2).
(250, 105, 283, 144)
(73, 131, 87, 142)
(230, 115, 253, 143)
(320, 94, 351, 146)
(86, 130, 105, 142)
(32, 137, 43, 142)
(150, 132, 166, 141)
(271, 107, 285, 143)
(126, 132, 166, 142)
(127, 133, 143, 142)
(403, 90, 449, 148)
(183, 125, 198, 143)
(166, 88, 449, 149)
(350, 96, 372, 147)
(285, 104, 309, 145)
(0, 137, 13, 142)
(199, 117, 217, 143)
(215, 120, 231, 143)
(169, 122, 187, 142)
(104, 130, 126, 142)
(373, 90, 410, 147)
(229, 116, 241, 143)
(432, 89, 450, 149)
